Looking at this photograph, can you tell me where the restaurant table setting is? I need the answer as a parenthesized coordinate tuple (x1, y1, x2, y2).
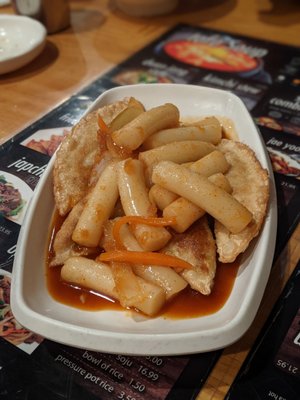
(0, 1, 299, 399)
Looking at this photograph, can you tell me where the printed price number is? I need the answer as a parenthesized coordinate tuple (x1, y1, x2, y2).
(138, 365, 159, 381)
(145, 356, 164, 367)
(276, 359, 298, 374)
(117, 392, 137, 400)
(129, 378, 146, 393)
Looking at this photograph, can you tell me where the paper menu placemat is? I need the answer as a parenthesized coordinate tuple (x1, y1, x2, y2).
(0, 24, 299, 399)
(226, 261, 300, 400)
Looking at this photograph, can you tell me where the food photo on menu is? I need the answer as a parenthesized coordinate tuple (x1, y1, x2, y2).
(0, 175, 25, 221)
(21, 127, 70, 157)
(0, 270, 43, 354)
(0, 171, 33, 225)
(152, 26, 280, 85)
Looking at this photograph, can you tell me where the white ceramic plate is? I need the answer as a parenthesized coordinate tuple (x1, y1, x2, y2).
(11, 84, 277, 355)
(0, 15, 46, 75)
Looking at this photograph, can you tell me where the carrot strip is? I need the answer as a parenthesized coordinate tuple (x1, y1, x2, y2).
(98, 115, 109, 134)
(113, 215, 176, 249)
(97, 250, 193, 269)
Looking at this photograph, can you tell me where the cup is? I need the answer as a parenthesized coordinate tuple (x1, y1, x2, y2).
(12, 0, 70, 34)
(116, 0, 179, 17)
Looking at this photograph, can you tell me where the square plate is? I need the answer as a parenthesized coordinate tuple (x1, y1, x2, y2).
(11, 84, 277, 355)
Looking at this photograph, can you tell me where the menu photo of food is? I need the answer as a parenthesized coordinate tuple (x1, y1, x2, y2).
(21, 127, 70, 157)
(267, 148, 300, 180)
(163, 40, 259, 73)
(0, 171, 33, 225)
(155, 27, 274, 84)
(255, 116, 284, 131)
(255, 115, 300, 137)
(112, 68, 174, 85)
(252, 86, 300, 137)
(0, 270, 44, 354)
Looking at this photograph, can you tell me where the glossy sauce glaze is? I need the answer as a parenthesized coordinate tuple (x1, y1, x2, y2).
(46, 212, 240, 319)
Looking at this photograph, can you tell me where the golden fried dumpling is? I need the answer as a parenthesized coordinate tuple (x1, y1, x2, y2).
(163, 216, 216, 295)
(215, 139, 269, 263)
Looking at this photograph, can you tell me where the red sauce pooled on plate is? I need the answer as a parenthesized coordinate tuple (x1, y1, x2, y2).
(46, 212, 240, 319)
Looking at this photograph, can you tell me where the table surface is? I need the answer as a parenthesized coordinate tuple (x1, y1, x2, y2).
(1, 1, 300, 399)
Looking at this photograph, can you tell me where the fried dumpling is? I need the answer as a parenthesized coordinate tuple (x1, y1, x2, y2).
(163, 216, 216, 295)
(53, 111, 100, 216)
(214, 139, 269, 263)
(53, 97, 144, 216)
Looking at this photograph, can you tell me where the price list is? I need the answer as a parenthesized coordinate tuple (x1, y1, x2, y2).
(274, 307, 300, 379)
(226, 262, 300, 399)
(31, 341, 190, 400)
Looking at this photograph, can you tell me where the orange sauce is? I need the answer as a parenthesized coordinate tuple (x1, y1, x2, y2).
(161, 260, 239, 319)
(46, 212, 240, 319)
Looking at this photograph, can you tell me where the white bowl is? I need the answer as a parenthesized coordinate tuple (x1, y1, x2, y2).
(11, 84, 277, 355)
(0, 15, 46, 75)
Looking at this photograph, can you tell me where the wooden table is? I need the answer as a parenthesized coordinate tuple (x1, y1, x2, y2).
(1, 1, 299, 399)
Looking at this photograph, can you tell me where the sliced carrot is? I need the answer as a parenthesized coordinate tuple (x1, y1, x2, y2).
(97, 115, 109, 134)
(97, 250, 193, 269)
(98, 116, 132, 158)
(113, 215, 176, 249)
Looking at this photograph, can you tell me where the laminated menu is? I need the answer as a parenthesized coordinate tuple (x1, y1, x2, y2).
(0, 24, 299, 399)
(226, 261, 300, 400)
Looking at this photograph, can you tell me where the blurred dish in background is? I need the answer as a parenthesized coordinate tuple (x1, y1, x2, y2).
(0, 14, 46, 74)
